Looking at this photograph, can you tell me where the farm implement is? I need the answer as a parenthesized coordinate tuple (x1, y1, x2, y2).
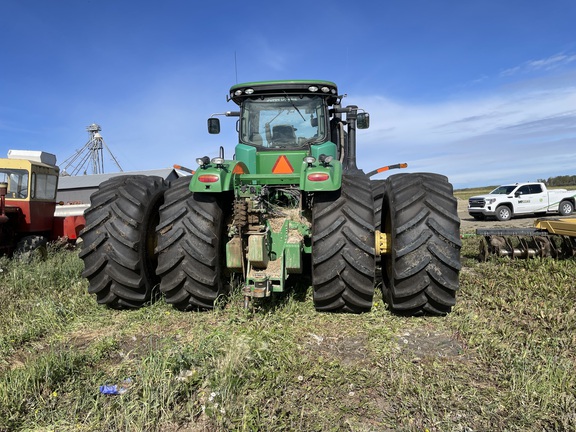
(477, 218, 576, 261)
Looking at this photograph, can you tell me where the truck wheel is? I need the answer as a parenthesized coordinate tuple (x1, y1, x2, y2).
(495, 205, 512, 221)
(79, 175, 168, 309)
(380, 173, 461, 315)
(312, 171, 375, 313)
(15, 235, 48, 261)
(559, 200, 574, 216)
(156, 177, 228, 310)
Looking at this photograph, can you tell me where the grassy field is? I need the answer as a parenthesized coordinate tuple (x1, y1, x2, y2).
(1, 240, 575, 432)
(453, 187, 496, 201)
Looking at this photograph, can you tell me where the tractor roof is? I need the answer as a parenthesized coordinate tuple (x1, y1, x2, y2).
(229, 80, 339, 105)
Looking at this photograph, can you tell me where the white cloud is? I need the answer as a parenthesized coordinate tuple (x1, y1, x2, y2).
(501, 52, 576, 76)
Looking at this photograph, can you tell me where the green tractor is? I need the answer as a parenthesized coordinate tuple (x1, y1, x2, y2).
(80, 80, 461, 315)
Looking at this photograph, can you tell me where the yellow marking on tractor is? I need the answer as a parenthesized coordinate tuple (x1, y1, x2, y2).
(375, 230, 392, 256)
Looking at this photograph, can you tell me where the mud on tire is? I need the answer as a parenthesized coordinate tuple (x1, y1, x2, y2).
(155, 177, 228, 310)
(312, 170, 375, 313)
(380, 173, 461, 315)
(79, 175, 168, 309)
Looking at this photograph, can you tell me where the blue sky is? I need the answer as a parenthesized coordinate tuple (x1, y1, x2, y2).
(1, 0, 575, 189)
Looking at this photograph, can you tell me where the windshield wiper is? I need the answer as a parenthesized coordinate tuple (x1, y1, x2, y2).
(283, 92, 305, 121)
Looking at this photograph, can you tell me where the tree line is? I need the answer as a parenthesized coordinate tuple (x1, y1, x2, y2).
(536, 175, 576, 186)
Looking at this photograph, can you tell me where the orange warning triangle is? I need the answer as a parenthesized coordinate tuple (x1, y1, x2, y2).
(272, 155, 294, 174)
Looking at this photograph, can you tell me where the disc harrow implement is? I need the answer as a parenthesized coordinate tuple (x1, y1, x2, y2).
(477, 218, 576, 261)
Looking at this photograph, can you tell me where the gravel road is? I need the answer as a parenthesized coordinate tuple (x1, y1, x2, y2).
(457, 199, 541, 234)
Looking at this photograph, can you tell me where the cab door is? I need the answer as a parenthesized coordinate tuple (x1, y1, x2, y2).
(514, 184, 546, 214)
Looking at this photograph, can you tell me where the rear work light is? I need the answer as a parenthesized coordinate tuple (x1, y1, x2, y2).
(307, 173, 329, 182)
(198, 174, 219, 183)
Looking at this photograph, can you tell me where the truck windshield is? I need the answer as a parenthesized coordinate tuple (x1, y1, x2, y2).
(240, 96, 327, 148)
(490, 186, 517, 194)
(0, 169, 29, 199)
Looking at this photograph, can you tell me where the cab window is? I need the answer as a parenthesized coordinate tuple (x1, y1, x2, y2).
(517, 185, 531, 195)
(529, 184, 543, 194)
(0, 169, 29, 198)
(240, 96, 327, 149)
(33, 173, 58, 199)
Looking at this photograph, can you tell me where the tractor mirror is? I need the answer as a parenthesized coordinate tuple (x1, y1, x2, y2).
(357, 112, 370, 129)
(208, 118, 221, 134)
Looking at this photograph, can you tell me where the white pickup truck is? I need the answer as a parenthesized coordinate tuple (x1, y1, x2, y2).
(468, 182, 576, 221)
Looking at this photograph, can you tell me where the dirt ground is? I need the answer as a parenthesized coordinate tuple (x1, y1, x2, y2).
(457, 198, 540, 233)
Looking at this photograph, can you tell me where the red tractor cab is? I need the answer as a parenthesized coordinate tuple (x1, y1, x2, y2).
(0, 150, 85, 256)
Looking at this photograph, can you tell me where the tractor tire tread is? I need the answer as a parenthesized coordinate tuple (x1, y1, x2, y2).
(80, 175, 168, 309)
(381, 172, 460, 316)
(312, 172, 375, 313)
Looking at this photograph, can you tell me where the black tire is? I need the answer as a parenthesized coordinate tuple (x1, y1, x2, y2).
(380, 173, 461, 315)
(155, 177, 228, 310)
(79, 175, 168, 309)
(495, 205, 512, 221)
(312, 170, 375, 313)
(14, 235, 48, 261)
(559, 200, 574, 216)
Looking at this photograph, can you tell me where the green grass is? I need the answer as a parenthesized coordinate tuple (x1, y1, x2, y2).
(1, 243, 575, 431)
(454, 186, 496, 201)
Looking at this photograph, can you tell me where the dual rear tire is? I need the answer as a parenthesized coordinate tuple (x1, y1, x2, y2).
(311, 171, 461, 315)
(79, 176, 168, 309)
(380, 173, 461, 315)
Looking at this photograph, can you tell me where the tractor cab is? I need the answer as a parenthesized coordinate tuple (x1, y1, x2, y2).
(0, 150, 59, 235)
(199, 80, 369, 193)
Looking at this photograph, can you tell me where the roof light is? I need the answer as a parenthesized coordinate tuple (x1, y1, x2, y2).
(244, 88, 254, 94)
(196, 156, 210, 166)
(320, 86, 330, 93)
(234, 90, 243, 96)
(308, 86, 319, 92)
(303, 156, 316, 165)
(319, 154, 333, 165)
(308, 173, 329, 182)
